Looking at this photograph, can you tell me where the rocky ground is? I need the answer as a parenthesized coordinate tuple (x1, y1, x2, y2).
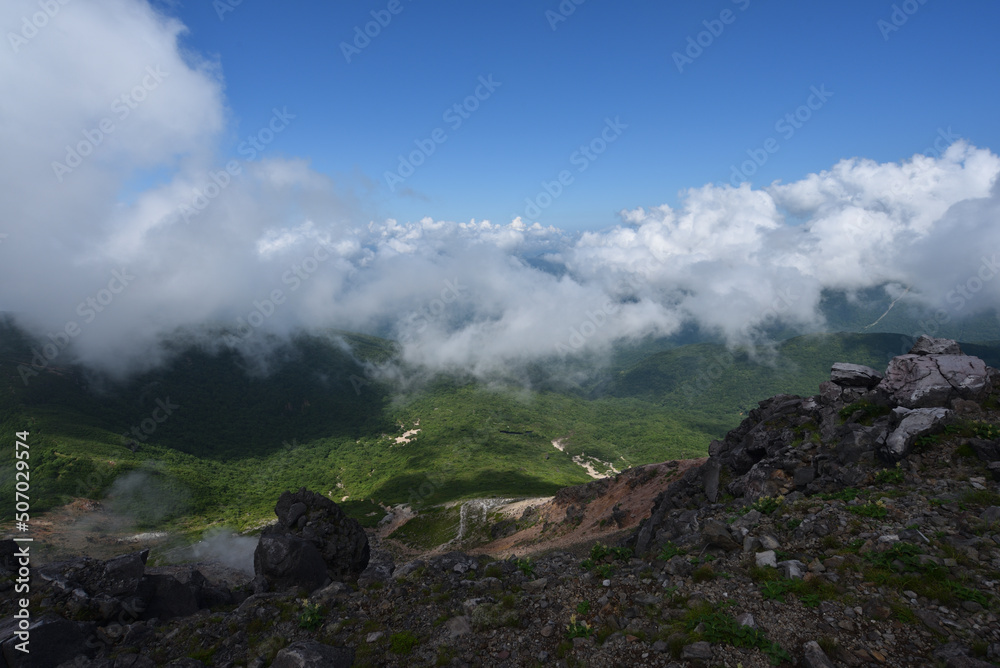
(2, 336, 1000, 667)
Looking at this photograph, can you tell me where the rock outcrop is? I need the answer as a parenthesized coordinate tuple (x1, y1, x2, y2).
(632, 336, 996, 556)
(254, 488, 370, 594)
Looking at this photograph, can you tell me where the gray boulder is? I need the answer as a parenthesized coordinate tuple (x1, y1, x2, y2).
(700, 520, 740, 551)
(802, 640, 837, 668)
(879, 353, 990, 408)
(909, 335, 963, 355)
(271, 640, 354, 668)
(830, 362, 883, 388)
(881, 407, 952, 461)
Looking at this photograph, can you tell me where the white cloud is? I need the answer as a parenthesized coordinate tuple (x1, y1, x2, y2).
(2, 1, 1000, 381)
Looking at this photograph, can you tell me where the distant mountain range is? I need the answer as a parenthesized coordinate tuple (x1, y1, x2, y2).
(1, 296, 998, 538)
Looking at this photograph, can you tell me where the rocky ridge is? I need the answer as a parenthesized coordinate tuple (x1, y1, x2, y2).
(1, 336, 999, 666)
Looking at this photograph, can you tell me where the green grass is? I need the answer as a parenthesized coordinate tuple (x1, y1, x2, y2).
(389, 631, 420, 655)
(4, 317, 999, 545)
(673, 602, 791, 665)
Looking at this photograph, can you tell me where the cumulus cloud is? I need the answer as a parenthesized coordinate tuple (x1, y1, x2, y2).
(2, 0, 1000, 383)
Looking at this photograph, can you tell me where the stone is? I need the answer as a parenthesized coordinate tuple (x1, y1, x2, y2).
(830, 363, 883, 388)
(755, 550, 777, 568)
(878, 354, 990, 408)
(138, 573, 199, 621)
(794, 466, 815, 487)
(802, 640, 837, 668)
(702, 458, 721, 503)
(254, 534, 329, 594)
(271, 640, 354, 668)
(524, 577, 549, 592)
(1, 614, 91, 667)
(759, 534, 781, 550)
(914, 609, 948, 636)
(365, 631, 384, 643)
(735, 612, 755, 628)
(391, 559, 425, 580)
(97, 550, 149, 597)
(881, 407, 952, 461)
(445, 616, 472, 638)
(776, 559, 806, 579)
(981, 506, 1000, 523)
(255, 488, 369, 592)
(680, 641, 713, 661)
(909, 336, 963, 356)
(357, 549, 395, 589)
(701, 520, 740, 551)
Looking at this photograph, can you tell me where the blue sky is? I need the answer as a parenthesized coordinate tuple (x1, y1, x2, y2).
(162, 0, 1000, 232)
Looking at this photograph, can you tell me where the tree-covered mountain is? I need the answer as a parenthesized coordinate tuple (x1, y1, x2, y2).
(1, 313, 998, 537)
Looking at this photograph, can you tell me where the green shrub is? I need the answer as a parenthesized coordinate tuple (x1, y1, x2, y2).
(389, 631, 420, 655)
(514, 557, 535, 576)
(565, 615, 593, 639)
(656, 542, 685, 561)
(873, 464, 904, 485)
(298, 600, 326, 630)
(848, 502, 887, 518)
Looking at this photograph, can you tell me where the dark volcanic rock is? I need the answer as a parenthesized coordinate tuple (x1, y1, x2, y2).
(254, 534, 329, 594)
(138, 573, 200, 621)
(255, 488, 370, 593)
(1, 614, 92, 667)
(630, 338, 999, 557)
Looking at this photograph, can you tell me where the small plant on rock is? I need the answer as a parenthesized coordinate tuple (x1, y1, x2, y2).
(514, 557, 535, 576)
(873, 463, 904, 485)
(565, 615, 593, 639)
(298, 600, 326, 631)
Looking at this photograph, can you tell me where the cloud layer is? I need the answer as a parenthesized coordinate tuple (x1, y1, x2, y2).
(3, 0, 1000, 381)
